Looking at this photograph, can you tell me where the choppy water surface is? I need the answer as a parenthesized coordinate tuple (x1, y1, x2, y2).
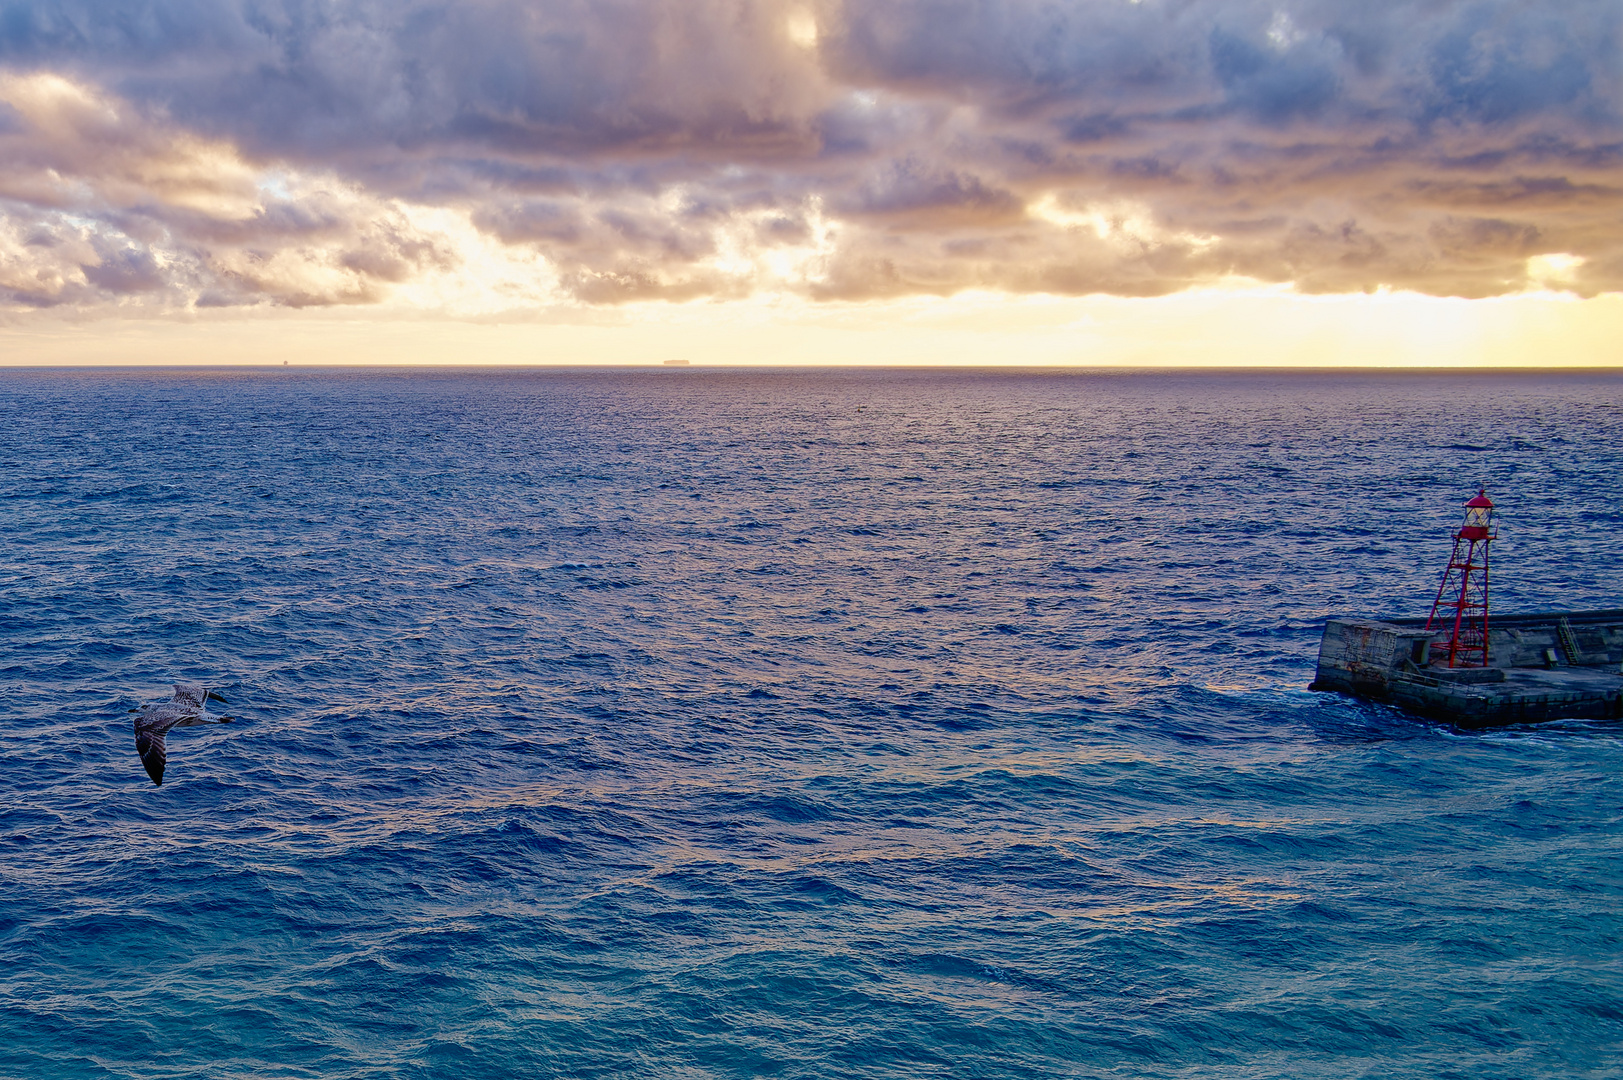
(2, 367, 1621, 1079)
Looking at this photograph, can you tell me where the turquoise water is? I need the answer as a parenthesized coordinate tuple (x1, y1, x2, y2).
(2, 368, 1621, 1078)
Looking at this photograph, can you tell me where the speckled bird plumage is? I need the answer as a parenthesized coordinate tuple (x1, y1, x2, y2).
(133, 683, 229, 785)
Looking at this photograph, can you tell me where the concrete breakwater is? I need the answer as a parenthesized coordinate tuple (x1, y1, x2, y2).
(1311, 610, 1623, 726)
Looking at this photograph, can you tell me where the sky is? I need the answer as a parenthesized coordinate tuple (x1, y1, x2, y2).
(1, 0, 1621, 366)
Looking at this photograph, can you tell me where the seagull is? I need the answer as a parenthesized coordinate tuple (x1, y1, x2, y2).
(133, 683, 232, 786)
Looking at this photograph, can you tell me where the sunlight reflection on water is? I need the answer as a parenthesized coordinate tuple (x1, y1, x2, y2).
(1, 368, 1621, 1079)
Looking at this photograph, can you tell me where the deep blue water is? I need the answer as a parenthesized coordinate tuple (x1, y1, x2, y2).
(2, 367, 1621, 1080)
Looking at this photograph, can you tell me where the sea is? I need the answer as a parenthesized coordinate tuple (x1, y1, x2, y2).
(1, 367, 1620, 1080)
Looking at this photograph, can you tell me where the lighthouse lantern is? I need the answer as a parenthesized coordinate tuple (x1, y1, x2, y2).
(1460, 491, 1495, 540)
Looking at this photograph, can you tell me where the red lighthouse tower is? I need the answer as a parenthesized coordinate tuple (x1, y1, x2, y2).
(1425, 489, 1496, 668)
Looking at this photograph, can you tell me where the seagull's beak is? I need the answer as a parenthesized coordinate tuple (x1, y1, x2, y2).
(207, 690, 228, 704)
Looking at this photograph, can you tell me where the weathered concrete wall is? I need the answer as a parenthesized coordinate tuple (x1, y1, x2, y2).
(1568, 621, 1623, 664)
(1381, 677, 1623, 727)
(1489, 625, 1563, 667)
(1313, 609, 1623, 725)
(1311, 619, 1435, 693)
(1488, 614, 1623, 667)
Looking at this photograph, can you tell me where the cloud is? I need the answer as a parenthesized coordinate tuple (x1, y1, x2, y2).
(0, 70, 458, 310)
(0, 0, 1620, 317)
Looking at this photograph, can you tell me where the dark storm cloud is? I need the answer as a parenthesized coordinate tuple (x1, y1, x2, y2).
(0, 0, 831, 157)
(0, 0, 1620, 312)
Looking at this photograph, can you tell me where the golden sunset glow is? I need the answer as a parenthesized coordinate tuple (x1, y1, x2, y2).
(1, 2, 1620, 366)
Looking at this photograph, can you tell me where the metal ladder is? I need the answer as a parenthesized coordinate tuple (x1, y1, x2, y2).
(1556, 616, 1582, 665)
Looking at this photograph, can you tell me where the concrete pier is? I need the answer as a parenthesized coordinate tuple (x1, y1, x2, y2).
(1310, 609, 1623, 726)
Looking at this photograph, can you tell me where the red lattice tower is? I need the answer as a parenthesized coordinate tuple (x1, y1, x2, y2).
(1425, 489, 1496, 668)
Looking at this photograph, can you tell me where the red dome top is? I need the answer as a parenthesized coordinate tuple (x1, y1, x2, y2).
(1465, 488, 1493, 509)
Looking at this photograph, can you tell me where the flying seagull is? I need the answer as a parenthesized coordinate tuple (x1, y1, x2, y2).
(133, 683, 231, 785)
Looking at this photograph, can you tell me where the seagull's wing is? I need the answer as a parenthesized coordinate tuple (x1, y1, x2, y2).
(134, 703, 185, 785)
(172, 684, 208, 709)
(135, 721, 168, 785)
